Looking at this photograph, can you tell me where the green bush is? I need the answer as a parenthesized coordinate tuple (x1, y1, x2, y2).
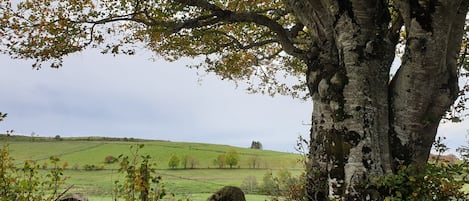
(105, 155, 118, 164)
(367, 163, 469, 201)
(365, 137, 469, 201)
(72, 163, 80, 170)
(240, 176, 259, 194)
(0, 145, 67, 201)
(258, 169, 307, 200)
(114, 144, 167, 201)
(83, 164, 104, 171)
(168, 155, 180, 169)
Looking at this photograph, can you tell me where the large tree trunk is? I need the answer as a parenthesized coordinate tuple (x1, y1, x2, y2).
(285, 0, 468, 200)
(390, 0, 468, 166)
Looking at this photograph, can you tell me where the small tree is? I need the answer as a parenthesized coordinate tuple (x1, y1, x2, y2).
(247, 155, 261, 169)
(240, 176, 258, 194)
(213, 154, 226, 168)
(259, 170, 277, 195)
(225, 149, 240, 169)
(114, 144, 167, 201)
(250, 141, 263, 149)
(181, 155, 189, 169)
(181, 155, 199, 169)
(168, 155, 179, 169)
(189, 156, 199, 169)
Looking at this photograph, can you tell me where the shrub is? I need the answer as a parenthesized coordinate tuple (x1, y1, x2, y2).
(0, 145, 67, 200)
(62, 161, 69, 169)
(83, 164, 104, 171)
(72, 163, 80, 170)
(258, 169, 307, 200)
(259, 170, 277, 195)
(83, 164, 95, 171)
(367, 163, 469, 201)
(114, 144, 167, 201)
(240, 176, 259, 194)
(105, 155, 118, 164)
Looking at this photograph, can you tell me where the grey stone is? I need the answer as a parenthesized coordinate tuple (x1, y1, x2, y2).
(206, 186, 246, 201)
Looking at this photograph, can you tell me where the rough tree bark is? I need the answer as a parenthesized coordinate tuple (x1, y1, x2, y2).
(285, 0, 468, 200)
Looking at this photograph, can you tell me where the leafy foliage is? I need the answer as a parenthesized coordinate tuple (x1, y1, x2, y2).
(367, 137, 469, 201)
(168, 155, 180, 169)
(247, 155, 262, 169)
(213, 154, 226, 168)
(225, 149, 240, 169)
(0, 145, 67, 201)
(258, 169, 306, 200)
(181, 155, 199, 169)
(368, 163, 469, 201)
(432, 136, 450, 163)
(0, 0, 313, 98)
(240, 176, 258, 194)
(114, 144, 167, 201)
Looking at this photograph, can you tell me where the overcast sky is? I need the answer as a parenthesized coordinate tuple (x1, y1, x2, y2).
(0, 50, 468, 153)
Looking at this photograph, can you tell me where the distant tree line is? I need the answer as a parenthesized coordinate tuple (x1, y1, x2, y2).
(168, 154, 200, 169)
(167, 149, 246, 169)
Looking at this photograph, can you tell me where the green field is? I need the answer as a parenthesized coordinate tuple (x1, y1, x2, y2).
(1, 135, 303, 200)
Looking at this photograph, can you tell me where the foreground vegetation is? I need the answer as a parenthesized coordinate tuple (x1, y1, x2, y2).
(1, 134, 469, 201)
(1, 135, 303, 200)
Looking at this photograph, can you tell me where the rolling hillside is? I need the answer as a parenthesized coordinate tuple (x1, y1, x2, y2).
(0, 135, 304, 200)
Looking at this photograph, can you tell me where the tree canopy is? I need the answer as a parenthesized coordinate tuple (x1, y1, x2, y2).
(225, 149, 239, 168)
(0, 0, 467, 107)
(0, 0, 314, 97)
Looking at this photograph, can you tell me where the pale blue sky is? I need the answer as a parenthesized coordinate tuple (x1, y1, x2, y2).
(0, 50, 467, 153)
(0, 50, 312, 152)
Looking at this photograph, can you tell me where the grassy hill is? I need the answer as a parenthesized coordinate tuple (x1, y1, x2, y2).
(0, 134, 304, 201)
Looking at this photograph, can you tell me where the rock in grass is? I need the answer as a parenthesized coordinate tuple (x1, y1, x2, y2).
(59, 193, 89, 201)
(207, 186, 246, 201)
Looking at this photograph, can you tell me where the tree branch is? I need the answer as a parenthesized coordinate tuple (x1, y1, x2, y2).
(169, 0, 313, 60)
(173, 0, 223, 12)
